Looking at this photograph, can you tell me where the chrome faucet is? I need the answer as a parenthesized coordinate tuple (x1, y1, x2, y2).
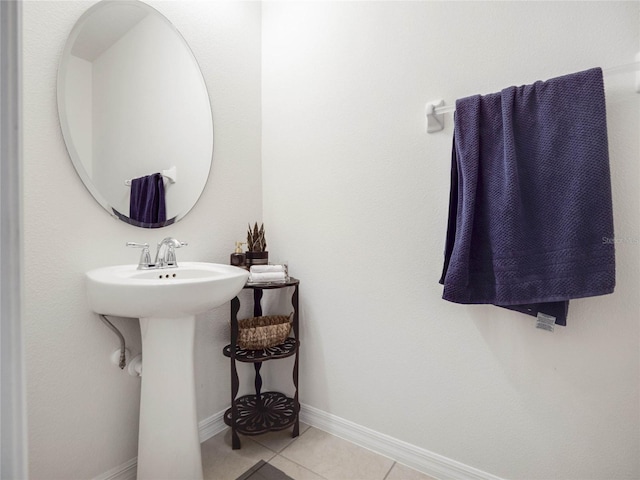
(154, 237, 188, 268)
(126, 242, 152, 269)
(127, 237, 187, 270)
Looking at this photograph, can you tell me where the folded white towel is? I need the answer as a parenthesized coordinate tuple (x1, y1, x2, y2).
(250, 265, 285, 274)
(248, 272, 286, 283)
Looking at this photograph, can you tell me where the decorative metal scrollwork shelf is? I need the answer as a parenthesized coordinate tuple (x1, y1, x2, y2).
(223, 391, 298, 436)
(223, 337, 299, 363)
(225, 278, 300, 450)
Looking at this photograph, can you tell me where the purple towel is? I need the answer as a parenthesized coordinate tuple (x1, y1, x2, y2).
(439, 68, 615, 326)
(129, 173, 166, 225)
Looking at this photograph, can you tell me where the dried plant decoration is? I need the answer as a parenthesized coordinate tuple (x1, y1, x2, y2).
(247, 222, 267, 252)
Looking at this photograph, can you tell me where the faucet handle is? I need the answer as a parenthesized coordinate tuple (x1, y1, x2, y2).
(166, 245, 177, 264)
(126, 242, 148, 248)
(171, 241, 187, 265)
(164, 242, 187, 266)
(126, 242, 152, 269)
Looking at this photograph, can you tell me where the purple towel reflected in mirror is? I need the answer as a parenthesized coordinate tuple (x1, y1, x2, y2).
(130, 173, 167, 224)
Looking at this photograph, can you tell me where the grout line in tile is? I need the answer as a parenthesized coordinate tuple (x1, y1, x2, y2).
(251, 437, 280, 455)
(269, 453, 330, 480)
(276, 428, 331, 479)
(247, 423, 310, 455)
(243, 435, 279, 462)
(296, 424, 313, 439)
(277, 424, 312, 456)
(261, 440, 279, 462)
(278, 427, 399, 480)
(382, 461, 396, 480)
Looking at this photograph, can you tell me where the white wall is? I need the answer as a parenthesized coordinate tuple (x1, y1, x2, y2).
(22, 1, 262, 478)
(262, 2, 639, 479)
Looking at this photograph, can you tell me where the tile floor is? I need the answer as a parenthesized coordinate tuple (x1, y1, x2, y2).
(201, 423, 438, 480)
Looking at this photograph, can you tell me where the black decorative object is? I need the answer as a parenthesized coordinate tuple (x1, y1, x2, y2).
(246, 223, 268, 266)
(223, 337, 298, 362)
(245, 250, 268, 266)
(225, 278, 300, 449)
(223, 392, 298, 435)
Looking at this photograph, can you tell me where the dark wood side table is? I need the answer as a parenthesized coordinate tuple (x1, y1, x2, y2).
(223, 278, 300, 450)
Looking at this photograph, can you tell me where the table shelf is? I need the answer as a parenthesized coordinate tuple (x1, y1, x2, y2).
(223, 392, 298, 436)
(225, 278, 300, 449)
(223, 337, 299, 363)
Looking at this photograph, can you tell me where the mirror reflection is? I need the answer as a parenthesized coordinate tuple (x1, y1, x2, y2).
(58, 0, 213, 228)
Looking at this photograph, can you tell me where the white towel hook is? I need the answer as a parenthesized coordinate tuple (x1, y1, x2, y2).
(426, 99, 445, 133)
(162, 166, 177, 184)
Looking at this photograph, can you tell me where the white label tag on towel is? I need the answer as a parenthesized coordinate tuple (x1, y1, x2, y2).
(536, 312, 556, 332)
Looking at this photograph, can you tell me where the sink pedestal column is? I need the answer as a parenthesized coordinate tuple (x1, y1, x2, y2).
(137, 316, 203, 480)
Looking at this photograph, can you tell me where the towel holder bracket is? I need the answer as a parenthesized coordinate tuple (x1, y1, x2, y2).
(125, 166, 177, 186)
(426, 100, 445, 133)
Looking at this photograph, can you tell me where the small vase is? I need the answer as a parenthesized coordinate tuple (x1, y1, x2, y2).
(245, 251, 268, 266)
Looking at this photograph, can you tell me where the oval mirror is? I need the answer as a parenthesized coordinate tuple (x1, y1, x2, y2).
(57, 0, 213, 228)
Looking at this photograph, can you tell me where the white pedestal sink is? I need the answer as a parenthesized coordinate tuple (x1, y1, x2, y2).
(86, 262, 249, 480)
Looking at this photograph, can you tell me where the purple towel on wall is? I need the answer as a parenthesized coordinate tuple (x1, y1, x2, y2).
(439, 68, 615, 326)
(129, 173, 166, 225)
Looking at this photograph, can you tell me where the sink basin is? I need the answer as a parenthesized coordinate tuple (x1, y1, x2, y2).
(86, 261, 249, 318)
(85, 262, 248, 480)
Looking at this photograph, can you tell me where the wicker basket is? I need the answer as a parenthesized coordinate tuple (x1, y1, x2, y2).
(237, 313, 293, 350)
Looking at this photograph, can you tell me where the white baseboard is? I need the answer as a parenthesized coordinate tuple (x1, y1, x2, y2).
(299, 404, 505, 480)
(96, 404, 503, 480)
(93, 457, 137, 480)
(198, 408, 228, 443)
